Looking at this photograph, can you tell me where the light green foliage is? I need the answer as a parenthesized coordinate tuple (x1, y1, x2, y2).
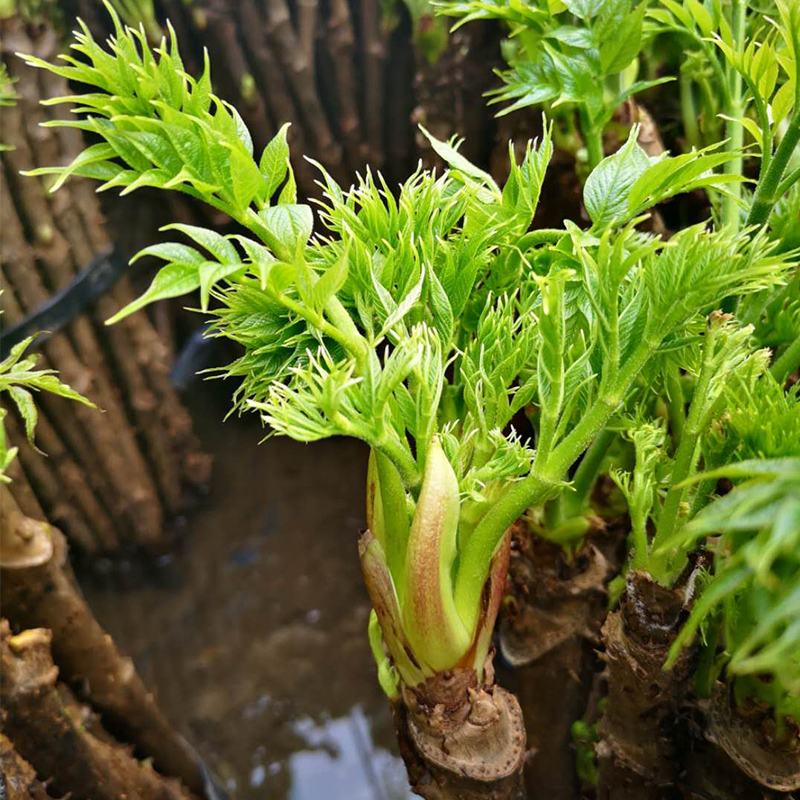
(438, 0, 670, 168)
(662, 457, 800, 723)
(22, 5, 800, 704)
(0, 335, 94, 483)
(105, 0, 162, 42)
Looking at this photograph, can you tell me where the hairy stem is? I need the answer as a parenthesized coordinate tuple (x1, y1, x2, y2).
(680, 68, 701, 151)
(722, 0, 746, 230)
(747, 111, 800, 228)
(652, 323, 719, 565)
(561, 427, 616, 520)
(579, 105, 603, 171)
(770, 332, 800, 385)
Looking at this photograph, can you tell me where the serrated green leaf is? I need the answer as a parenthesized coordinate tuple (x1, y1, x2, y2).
(259, 123, 291, 199)
(161, 223, 240, 264)
(563, 0, 605, 18)
(259, 204, 313, 250)
(600, 5, 644, 74)
(584, 128, 651, 228)
(418, 126, 499, 192)
(229, 146, 265, 211)
(8, 386, 38, 447)
(106, 262, 202, 324)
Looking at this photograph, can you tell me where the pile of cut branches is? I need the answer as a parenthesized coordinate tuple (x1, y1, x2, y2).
(0, 15, 210, 553)
(14, 1, 800, 798)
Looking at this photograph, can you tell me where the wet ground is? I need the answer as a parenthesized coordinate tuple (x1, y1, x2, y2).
(82, 387, 414, 800)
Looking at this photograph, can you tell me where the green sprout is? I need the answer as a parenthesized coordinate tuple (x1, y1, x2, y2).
(436, 0, 671, 170)
(0, 333, 95, 483)
(18, 1, 799, 720)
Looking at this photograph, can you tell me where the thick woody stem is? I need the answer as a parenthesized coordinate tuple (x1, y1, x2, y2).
(2, 405, 113, 552)
(327, 0, 365, 173)
(235, 0, 318, 194)
(597, 558, 708, 800)
(0, 512, 204, 794)
(0, 162, 161, 545)
(0, 732, 52, 800)
(360, 0, 386, 169)
(298, 0, 318, 75)
(0, 620, 197, 800)
(396, 660, 526, 800)
(263, 0, 343, 172)
(500, 529, 614, 800)
(681, 682, 800, 798)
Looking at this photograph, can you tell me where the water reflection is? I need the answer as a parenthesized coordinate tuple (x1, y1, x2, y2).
(81, 389, 412, 800)
(284, 709, 411, 800)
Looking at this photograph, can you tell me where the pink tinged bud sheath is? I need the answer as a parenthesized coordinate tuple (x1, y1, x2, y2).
(471, 529, 512, 677)
(359, 530, 427, 687)
(402, 437, 471, 673)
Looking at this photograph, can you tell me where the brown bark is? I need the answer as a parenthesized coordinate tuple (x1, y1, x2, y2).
(3, 16, 210, 541)
(0, 269, 121, 536)
(0, 733, 51, 800)
(360, 0, 386, 169)
(0, 492, 204, 795)
(233, 0, 318, 194)
(298, 0, 318, 74)
(499, 529, 612, 800)
(0, 98, 164, 545)
(0, 431, 45, 522)
(264, 0, 343, 171)
(38, 65, 207, 508)
(0, 620, 195, 800)
(597, 558, 709, 800)
(193, 0, 274, 141)
(396, 659, 526, 800)
(2, 405, 103, 553)
(412, 24, 499, 172)
(681, 682, 800, 799)
(327, 0, 365, 173)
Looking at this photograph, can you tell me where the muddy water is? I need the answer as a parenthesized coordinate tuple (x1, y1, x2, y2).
(83, 389, 414, 800)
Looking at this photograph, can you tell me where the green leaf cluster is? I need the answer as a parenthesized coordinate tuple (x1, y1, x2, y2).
(0, 335, 94, 483)
(21, 5, 800, 716)
(437, 0, 669, 169)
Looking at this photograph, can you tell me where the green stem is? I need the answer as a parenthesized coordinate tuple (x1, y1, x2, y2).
(653, 322, 719, 560)
(561, 428, 616, 519)
(578, 105, 604, 171)
(666, 366, 686, 453)
(747, 112, 800, 229)
(722, 0, 746, 230)
(680, 69, 701, 151)
(376, 434, 420, 490)
(454, 336, 658, 629)
(453, 472, 556, 630)
(776, 163, 800, 198)
(770, 332, 800, 385)
(695, 614, 723, 699)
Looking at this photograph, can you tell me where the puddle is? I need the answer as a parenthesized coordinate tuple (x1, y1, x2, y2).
(81, 386, 414, 800)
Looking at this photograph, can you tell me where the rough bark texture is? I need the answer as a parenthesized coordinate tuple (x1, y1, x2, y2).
(0, 15, 210, 552)
(412, 23, 501, 173)
(396, 659, 526, 800)
(0, 621, 195, 800)
(597, 559, 709, 800)
(680, 682, 800, 799)
(0, 733, 52, 800)
(0, 492, 203, 795)
(499, 528, 614, 800)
